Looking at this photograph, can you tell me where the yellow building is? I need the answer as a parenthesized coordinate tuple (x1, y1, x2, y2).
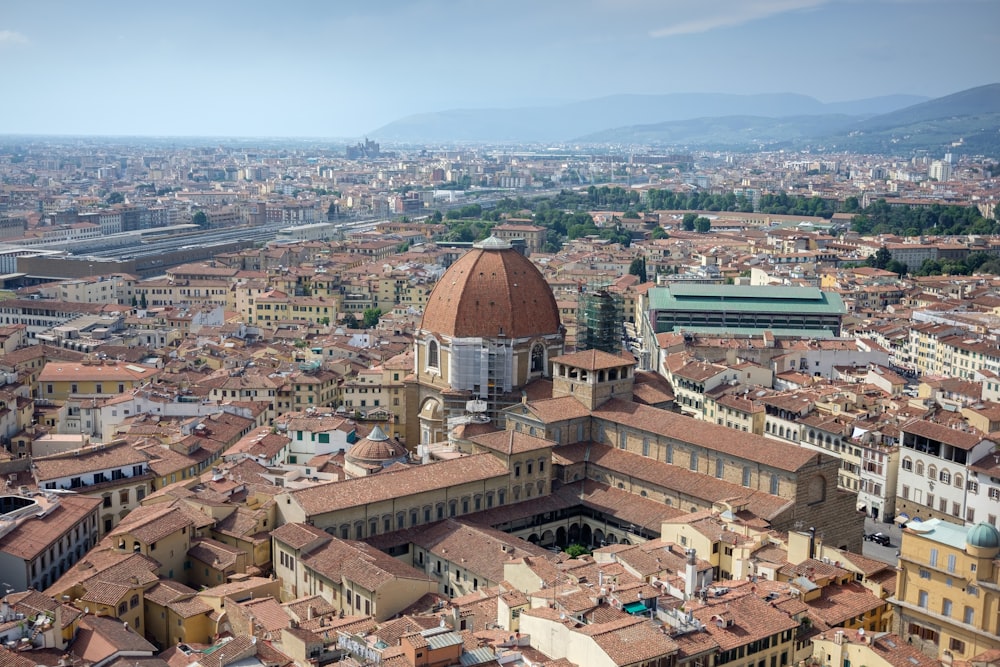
(271, 523, 438, 620)
(37, 360, 159, 401)
(249, 289, 339, 325)
(45, 551, 160, 635)
(108, 502, 202, 581)
(893, 518, 1000, 661)
(134, 278, 232, 310)
(144, 579, 215, 649)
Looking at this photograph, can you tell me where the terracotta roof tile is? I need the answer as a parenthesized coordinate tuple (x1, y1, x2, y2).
(287, 454, 508, 517)
(592, 398, 820, 472)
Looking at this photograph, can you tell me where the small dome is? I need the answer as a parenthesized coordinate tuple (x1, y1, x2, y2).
(347, 425, 407, 463)
(966, 522, 1000, 549)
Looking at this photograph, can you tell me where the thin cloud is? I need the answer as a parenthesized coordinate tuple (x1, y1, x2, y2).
(0, 30, 29, 46)
(650, 0, 828, 37)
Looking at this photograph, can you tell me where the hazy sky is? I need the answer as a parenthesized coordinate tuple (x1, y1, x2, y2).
(1, 0, 997, 138)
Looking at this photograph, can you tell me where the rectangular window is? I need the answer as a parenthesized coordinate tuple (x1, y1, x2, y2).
(942, 599, 952, 617)
(963, 606, 974, 624)
(918, 590, 928, 608)
(770, 474, 779, 495)
(689, 451, 699, 471)
(947, 554, 956, 573)
(742, 466, 751, 487)
(716, 458, 724, 479)
(929, 549, 938, 567)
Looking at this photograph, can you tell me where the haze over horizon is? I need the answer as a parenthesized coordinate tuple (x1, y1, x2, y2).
(2, 0, 998, 139)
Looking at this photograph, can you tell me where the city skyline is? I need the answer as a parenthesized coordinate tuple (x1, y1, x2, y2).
(1, 0, 998, 138)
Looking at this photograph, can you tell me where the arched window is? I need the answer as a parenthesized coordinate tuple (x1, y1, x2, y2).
(530, 344, 545, 373)
(915, 461, 924, 476)
(939, 469, 951, 484)
(954, 474, 963, 489)
(902, 457, 913, 471)
(426, 339, 439, 370)
(928, 465, 937, 480)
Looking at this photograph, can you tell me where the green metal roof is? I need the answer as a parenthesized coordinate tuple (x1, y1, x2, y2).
(623, 601, 648, 615)
(906, 517, 968, 549)
(649, 285, 846, 315)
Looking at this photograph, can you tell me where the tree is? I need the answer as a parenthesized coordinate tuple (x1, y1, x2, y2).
(564, 544, 591, 558)
(651, 226, 668, 240)
(362, 308, 382, 329)
(106, 191, 125, 205)
(192, 210, 208, 227)
(885, 260, 907, 276)
(628, 257, 647, 283)
(694, 217, 711, 233)
(682, 213, 697, 231)
(622, 210, 640, 219)
(139, 292, 147, 309)
(867, 245, 892, 270)
(430, 210, 443, 223)
(326, 202, 338, 220)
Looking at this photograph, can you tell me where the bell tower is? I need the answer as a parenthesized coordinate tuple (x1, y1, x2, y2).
(550, 349, 636, 410)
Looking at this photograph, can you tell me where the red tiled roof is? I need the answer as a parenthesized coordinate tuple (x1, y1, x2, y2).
(592, 399, 820, 472)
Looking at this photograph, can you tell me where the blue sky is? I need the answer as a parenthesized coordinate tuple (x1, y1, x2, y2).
(1, 0, 997, 138)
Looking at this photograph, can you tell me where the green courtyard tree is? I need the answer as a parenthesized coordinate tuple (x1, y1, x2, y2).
(694, 217, 711, 233)
(192, 210, 208, 227)
(362, 308, 383, 329)
(867, 245, 892, 270)
(628, 257, 647, 283)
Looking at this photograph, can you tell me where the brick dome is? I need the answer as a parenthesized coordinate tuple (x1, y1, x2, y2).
(420, 237, 560, 339)
(347, 425, 407, 463)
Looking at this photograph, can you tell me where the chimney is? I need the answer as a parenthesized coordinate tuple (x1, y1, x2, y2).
(685, 548, 698, 598)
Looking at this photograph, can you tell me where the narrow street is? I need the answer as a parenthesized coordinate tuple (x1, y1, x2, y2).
(862, 515, 903, 565)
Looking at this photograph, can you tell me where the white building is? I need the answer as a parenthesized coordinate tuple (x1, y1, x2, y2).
(896, 419, 997, 525)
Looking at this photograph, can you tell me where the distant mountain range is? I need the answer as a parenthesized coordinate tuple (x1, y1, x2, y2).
(370, 85, 1000, 154)
(370, 92, 928, 143)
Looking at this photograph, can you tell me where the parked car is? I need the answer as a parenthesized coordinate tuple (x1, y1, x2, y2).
(865, 532, 891, 546)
